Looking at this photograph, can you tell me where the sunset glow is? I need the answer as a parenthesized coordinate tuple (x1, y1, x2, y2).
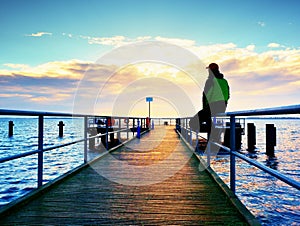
(1, 0, 300, 116)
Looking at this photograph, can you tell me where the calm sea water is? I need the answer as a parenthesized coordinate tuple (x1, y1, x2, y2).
(0, 117, 85, 206)
(0, 118, 299, 225)
(208, 119, 300, 225)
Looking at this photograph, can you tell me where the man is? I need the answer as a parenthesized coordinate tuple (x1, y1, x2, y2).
(190, 63, 230, 140)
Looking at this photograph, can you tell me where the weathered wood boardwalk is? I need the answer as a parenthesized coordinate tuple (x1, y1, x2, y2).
(0, 126, 258, 225)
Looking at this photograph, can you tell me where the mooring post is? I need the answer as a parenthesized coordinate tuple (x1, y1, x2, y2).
(266, 124, 276, 158)
(247, 123, 256, 152)
(8, 121, 14, 137)
(58, 121, 65, 137)
(224, 122, 242, 150)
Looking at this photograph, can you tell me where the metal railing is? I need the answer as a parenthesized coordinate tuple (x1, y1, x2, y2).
(0, 109, 149, 189)
(176, 104, 300, 193)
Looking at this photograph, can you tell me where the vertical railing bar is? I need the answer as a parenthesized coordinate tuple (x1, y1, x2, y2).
(126, 118, 129, 140)
(185, 118, 188, 140)
(105, 118, 109, 150)
(195, 130, 199, 153)
(37, 115, 44, 188)
(189, 126, 192, 145)
(230, 115, 236, 193)
(118, 118, 121, 141)
(84, 116, 88, 163)
(207, 141, 211, 166)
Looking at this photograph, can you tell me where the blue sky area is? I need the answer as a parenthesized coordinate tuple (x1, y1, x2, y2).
(1, 0, 300, 115)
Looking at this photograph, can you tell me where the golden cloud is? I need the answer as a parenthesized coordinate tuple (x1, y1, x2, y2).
(1, 59, 91, 79)
(1, 38, 300, 113)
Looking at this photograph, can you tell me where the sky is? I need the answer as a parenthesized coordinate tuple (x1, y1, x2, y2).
(1, 0, 300, 117)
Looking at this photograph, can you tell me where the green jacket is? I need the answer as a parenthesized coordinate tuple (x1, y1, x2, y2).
(203, 75, 230, 109)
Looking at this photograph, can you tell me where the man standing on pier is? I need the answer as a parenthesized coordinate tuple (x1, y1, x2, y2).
(190, 63, 230, 141)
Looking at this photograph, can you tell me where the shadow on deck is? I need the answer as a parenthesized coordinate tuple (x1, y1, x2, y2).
(0, 126, 259, 225)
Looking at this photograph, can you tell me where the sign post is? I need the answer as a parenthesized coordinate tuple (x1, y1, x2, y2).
(146, 97, 153, 119)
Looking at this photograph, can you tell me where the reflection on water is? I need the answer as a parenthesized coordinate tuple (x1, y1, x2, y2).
(208, 119, 300, 225)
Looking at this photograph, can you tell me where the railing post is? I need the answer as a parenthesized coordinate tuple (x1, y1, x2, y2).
(133, 118, 135, 136)
(37, 115, 44, 187)
(189, 126, 192, 145)
(84, 116, 88, 163)
(195, 130, 199, 152)
(126, 118, 129, 140)
(137, 119, 141, 139)
(118, 118, 121, 142)
(230, 115, 236, 193)
(106, 118, 109, 150)
(207, 141, 211, 166)
(185, 118, 188, 140)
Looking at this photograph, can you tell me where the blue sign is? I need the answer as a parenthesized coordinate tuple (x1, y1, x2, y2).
(146, 97, 153, 102)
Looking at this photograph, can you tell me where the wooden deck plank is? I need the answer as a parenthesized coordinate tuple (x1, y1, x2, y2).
(0, 126, 257, 225)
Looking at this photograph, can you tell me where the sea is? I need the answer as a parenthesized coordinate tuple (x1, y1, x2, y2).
(0, 117, 299, 225)
(209, 118, 300, 225)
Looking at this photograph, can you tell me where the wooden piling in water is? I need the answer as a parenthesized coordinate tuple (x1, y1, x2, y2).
(8, 121, 14, 137)
(266, 124, 276, 157)
(57, 121, 65, 137)
(224, 123, 243, 150)
(247, 123, 256, 152)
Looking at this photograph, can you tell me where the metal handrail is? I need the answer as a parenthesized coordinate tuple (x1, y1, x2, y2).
(212, 143, 300, 190)
(225, 104, 300, 116)
(177, 104, 300, 193)
(0, 109, 149, 190)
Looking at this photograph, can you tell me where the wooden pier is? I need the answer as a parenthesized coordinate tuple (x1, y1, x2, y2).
(0, 126, 258, 225)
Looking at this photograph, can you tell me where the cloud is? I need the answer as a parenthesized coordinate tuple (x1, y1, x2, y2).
(155, 36, 196, 47)
(77, 35, 196, 48)
(25, 32, 52, 37)
(267, 42, 285, 48)
(1, 36, 300, 113)
(2, 59, 90, 79)
(0, 60, 92, 111)
(258, 21, 266, 27)
(78, 35, 153, 47)
(62, 33, 73, 38)
(4, 63, 29, 69)
(0, 76, 76, 111)
(246, 45, 255, 51)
